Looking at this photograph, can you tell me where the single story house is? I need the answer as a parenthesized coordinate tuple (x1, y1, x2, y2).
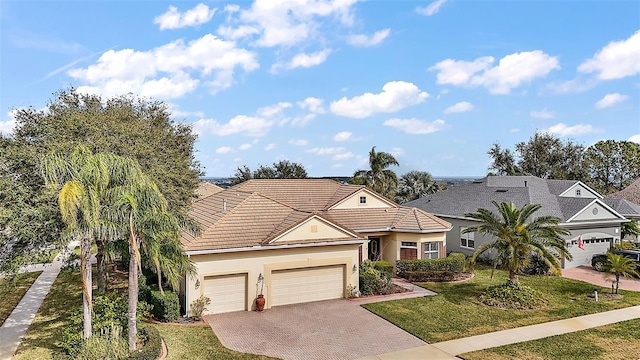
(180, 179, 451, 315)
(406, 176, 639, 269)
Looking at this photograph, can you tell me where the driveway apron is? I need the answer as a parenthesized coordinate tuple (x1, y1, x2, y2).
(206, 299, 426, 360)
(562, 266, 640, 292)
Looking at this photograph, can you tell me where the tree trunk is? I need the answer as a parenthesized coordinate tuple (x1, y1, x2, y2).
(509, 270, 519, 283)
(96, 239, 107, 294)
(156, 261, 164, 294)
(615, 274, 620, 294)
(81, 237, 92, 339)
(128, 242, 139, 352)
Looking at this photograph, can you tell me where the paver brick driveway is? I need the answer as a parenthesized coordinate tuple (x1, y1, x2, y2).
(205, 299, 426, 360)
(562, 265, 640, 291)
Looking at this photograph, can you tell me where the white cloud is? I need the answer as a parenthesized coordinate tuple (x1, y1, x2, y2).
(307, 147, 353, 160)
(347, 28, 390, 47)
(68, 34, 258, 99)
(290, 114, 316, 127)
(544, 123, 601, 137)
(629, 134, 640, 144)
(0, 109, 21, 135)
(429, 50, 560, 94)
(416, 0, 448, 16)
(264, 143, 276, 151)
(168, 103, 204, 118)
(390, 147, 405, 157)
(383, 118, 447, 134)
(297, 97, 325, 113)
(330, 81, 429, 118)
(215, 146, 233, 154)
(194, 115, 273, 137)
(578, 30, 640, 80)
(444, 101, 473, 114)
(238, 143, 252, 150)
(274, 49, 331, 72)
(217, 0, 359, 47)
(289, 139, 309, 146)
(595, 93, 629, 109)
(333, 131, 352, 142)
(510, 128, 521, 133)
(530, 108, 555, 119)
(257, 102, 292, 117)
(154, 3, 216, 30)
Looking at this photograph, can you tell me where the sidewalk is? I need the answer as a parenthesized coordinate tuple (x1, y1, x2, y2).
(357, 305, 640, 359)
(0, 243, 75, 360)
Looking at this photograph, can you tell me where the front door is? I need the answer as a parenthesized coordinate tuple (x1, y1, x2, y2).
(368, 238, 381, 261)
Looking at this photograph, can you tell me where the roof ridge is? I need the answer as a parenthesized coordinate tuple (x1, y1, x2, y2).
(391, 207, 413, 229)
(409, 206, 452, 229)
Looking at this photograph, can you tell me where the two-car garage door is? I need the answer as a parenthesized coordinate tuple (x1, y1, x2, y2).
(202, 265, 345, 314)
(271, 265, 345, 307)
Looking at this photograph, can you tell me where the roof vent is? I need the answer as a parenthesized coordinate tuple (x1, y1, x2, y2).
(496, 189, 508, 193)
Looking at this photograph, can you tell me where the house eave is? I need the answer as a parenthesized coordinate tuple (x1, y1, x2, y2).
(185, 239, 367, 256)
(560, 218, 630, 228)
(356, 227, 452, 234)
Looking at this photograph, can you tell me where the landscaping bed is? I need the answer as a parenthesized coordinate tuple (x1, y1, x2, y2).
(362, 269, 640, 343)
(461, 319, 640, 360)
(0, 271, 42, 326)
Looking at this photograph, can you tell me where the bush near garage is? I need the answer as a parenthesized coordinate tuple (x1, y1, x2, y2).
(373, 260, 394, 277)
(359, 260, 392, 296)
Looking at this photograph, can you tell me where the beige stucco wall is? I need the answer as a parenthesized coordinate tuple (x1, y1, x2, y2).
(274, 217, 356, 242)
(390, 232, 447, 259)
(332, 189, 392, 209)
(186, 244, 360, 315)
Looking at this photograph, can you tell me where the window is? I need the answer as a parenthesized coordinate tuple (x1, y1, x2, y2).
(359, 196, 367, 204)
(460, 228, 475, 249)
(576, 189, 581, 196)
(401, 242, 417, 247)
(424, 242, 439, 259)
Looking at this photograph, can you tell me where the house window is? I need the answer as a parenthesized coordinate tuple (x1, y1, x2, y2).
(401, 242, 417, 248)
(460, 228, 475, 249)
(359, 196, 367, 204)
(424, 242, 439, 259)
(576, 189, 581, 196)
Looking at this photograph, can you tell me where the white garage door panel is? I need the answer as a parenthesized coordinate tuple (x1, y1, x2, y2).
(565, 239, 611, 269)
(203, 274, 247, 314)
(271, 265, 344, 307)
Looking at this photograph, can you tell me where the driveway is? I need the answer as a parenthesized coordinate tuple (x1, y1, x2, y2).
(205, 299, 427, 360)
(562, 266, 640, 292)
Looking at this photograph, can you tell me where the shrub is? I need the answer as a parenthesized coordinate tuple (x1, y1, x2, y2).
(93, 293, 128, 338)
(138, 275, 152, 303)
(373, 260, 393, 277)
(61, 252, 80, 272)
(479, 280, 547, 310)
(522, 253, 551, 275)
(149, 290, 180, 322)
(190, 295, 211, 321)
(75, 335, 129, 360)
(396, 252, 465, 278)
(359, 260, 392, 296)
(128, 326, 163, 360)
(614, 241, 639, 250)
(404, 270, 464, 282)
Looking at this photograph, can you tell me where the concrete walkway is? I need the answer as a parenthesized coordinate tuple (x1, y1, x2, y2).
(358, 305, 640, 359)
(0, 243, 75, 360)
(349, 277, 437, 305)
(563, 266, 640, 292)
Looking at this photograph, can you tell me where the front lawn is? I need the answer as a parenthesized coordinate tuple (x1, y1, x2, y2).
(363, 269, 640, 343)
(0, 272, 42, 326)
(461, 319, 640, 360)
(153, 323, 279, 360)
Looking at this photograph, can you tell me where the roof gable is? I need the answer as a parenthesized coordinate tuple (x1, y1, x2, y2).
(558, 181, 602, 199)
(329, 188, 396, 210)
(269, 215, 359, 244)
(566, 199, 625, 222)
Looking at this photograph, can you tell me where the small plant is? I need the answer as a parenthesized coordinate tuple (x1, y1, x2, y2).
(128, 326, 163, 360)
(603, 253, 639, 294)
(522, 253, 551, 276)
(479, 280, 547, 310)
(190, 295, 211, 321)
(74, 335, 129, 360)
(149, 289, 180, 322)
(359, 260, 392, 296)
(345, 284, 360, 298)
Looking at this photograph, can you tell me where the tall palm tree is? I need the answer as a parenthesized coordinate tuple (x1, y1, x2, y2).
(41, 146, 144, 338)
(604, 253, 639, 294)
(352, 147, 399, 199)
(395, 170, 440, 204)
(465, 201, 572, 282)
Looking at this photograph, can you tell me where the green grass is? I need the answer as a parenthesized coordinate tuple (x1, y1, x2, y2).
(461, 319, 640, 360)
(72, 244, 98, 257)
(0, 272, 42, 326)
(363, 269, 640, 343)
(153, 323, 280, 360)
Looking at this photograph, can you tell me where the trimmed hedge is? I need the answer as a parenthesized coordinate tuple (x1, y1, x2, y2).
(404, 270, 463, 282)
(373, 260, 394, 277)
(396, 252, 465, 278)
(128, 325, 162, 360)
(149, 290, 180, 323)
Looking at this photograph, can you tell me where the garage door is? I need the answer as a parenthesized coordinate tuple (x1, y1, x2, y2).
(203, 274, 247, 314)
(565, 238, 611, 269)
(271, 265, 345, 307)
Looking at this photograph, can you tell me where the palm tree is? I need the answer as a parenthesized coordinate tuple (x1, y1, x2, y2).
(465, 201, 572, 282)
(352, 147, 399, 199)
(621, 220, 640, 240)
(604, 253, 639, 294)
(41, 146, 143, 338)
(395, 170, 440, 204)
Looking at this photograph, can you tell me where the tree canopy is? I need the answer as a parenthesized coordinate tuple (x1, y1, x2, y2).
(395, 170, 441, 204)
(351, 147, 399, 199)
(231, 160, 308, 185)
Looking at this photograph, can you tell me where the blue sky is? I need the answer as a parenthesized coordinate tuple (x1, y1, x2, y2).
(1, 0, 639, 177)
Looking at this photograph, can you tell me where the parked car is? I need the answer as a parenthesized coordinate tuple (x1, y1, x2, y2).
(592, 250, 640, 271)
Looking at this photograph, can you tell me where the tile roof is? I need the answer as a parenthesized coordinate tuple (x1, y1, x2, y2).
(194, 181, 224, 200)
(183, 179, 451, 252)
(406, 176, 634, 223)
(607, 178, 640, 206)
